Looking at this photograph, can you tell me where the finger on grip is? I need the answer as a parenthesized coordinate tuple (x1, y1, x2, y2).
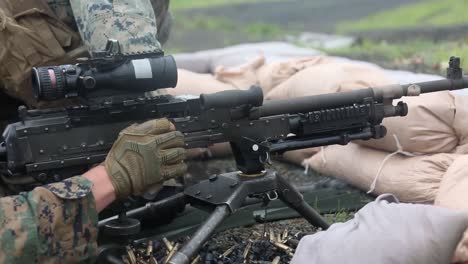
(159, 148, 187, 165)
(155, 131, 185, 149)
(161, 163, 188, 180)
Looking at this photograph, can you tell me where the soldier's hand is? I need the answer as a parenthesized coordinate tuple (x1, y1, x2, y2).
(105, 118, 187, 199)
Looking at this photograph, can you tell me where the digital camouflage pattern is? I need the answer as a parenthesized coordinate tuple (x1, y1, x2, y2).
(0, 176, 98, 264)
(69, 0, 162, 53)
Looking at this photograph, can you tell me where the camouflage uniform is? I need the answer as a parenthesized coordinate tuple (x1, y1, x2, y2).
(0, 176, 98, 264)
(0, 2, 167, 261)
(69, 0, 162, 53)
(0, 0, 165, 107)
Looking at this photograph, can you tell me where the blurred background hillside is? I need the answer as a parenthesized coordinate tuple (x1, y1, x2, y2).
(166, 0, 468, 74)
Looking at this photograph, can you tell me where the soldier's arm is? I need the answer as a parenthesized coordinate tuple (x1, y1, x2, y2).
(0, 175, 99, 263)
(0, 119, 186, 263)
(69, 0, 162, 53)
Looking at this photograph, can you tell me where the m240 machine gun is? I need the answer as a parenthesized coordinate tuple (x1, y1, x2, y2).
(1, 43, 467, 263)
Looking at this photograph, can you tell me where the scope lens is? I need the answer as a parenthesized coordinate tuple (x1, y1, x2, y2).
(32, 66, 67, 101)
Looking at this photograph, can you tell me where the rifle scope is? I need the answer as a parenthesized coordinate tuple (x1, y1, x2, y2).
(32, 55, 178, 101)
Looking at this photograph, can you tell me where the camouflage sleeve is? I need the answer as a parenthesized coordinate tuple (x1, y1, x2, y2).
(0, 176, 98, 264)
(69, 0, 162, 53)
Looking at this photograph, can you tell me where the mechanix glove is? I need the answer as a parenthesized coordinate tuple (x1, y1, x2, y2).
(105, 118, 187, 199)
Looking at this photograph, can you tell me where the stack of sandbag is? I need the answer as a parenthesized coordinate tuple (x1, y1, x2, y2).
(302, 90, 467, 202)
(213, 55, 396, 164)
(167, 69, 237, 96)
(299, 91, 468, 262)
(173, 42, 324, 74)
(435, 155, 468, 263)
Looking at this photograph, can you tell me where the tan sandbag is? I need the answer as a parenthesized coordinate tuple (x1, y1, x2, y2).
(168, 69, 237, 96)
(435, 155, 468, 263)
(356, 91, 458, 154)
(453, 230, 468, 263)
(265, 62, 394, 100)
(282, 148, 320, 166)
(214, 56, 265, 89)
(303, 143, 459, 203)
(256, 56, 332, 94)
(435, 155, 468, 211)
(453, 95, 468, 154)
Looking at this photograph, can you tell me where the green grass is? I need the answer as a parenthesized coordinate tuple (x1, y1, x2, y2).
(337, 0, 468, 33)
(171, 0, 276, 10)
(174, 14, 286, 39)
(321, 39, 468, 74)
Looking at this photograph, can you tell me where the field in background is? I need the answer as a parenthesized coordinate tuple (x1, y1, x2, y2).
(328, 0, 468, 73)
(336, 0, 468, 33)
(171, 0, 275, 10)
(166, 0, 468, 75)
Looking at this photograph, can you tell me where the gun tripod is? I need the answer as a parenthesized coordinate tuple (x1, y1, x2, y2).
(166, 170, 329, 264)
(99, 170, 330, 263)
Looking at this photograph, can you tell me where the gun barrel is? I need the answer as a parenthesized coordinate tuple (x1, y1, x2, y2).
(258, 88, 375, 117)
(399, 77, 468, 94)
(200, 86, 263, 109)
(258, 76, 468, 117)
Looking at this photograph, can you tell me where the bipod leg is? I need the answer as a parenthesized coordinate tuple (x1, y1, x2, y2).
(168, 205, 230, 264)
(275, 174, 330, 229)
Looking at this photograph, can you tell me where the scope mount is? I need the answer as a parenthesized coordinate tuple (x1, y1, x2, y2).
(76, 39, 164, 71)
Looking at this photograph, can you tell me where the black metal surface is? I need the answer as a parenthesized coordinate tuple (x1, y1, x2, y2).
(33, 40, 176, 101)
(102, 213, 141, 237)
(165, 170, 328, 263)
(200, 86, 263, 109)
(96, 245, 127, 264)
(97, 187, 368, 246)
(185, 172, 277, 212)
(168, 205, 230, 264)
(275, 175, 329, 229)
(258, 88, 376, 117)
(98, 193, 187, 228)
(5, 65, 468, 184)
(0, 142, 6, 161)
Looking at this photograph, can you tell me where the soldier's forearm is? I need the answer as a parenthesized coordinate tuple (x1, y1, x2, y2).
(0, 177, 98, 263)
(83, 165, 116, 212)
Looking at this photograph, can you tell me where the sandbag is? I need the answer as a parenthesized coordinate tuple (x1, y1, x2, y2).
(303, 143, 459, 203)
(435, 154, 468, 263)
(282, 148, 320, 166)
(265, 62, 394, 100)
(435, 155, 468, 263)
(453, 230, 468, 263)
(435, 155, 468, 211)
(292, 194, 468, 264)
(173, 42, 323, 74)
(214, 55, 333, 94)
(167, 69, 237, 96)
(256, 56, 333, 94)
(453, 95, 468, 154)
(357, 91, 458, 154)
(214, 56, 264, 89)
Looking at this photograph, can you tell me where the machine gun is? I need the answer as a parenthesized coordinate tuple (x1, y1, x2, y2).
(0, 39, 467, 263)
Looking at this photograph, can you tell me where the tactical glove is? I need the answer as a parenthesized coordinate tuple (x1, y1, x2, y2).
(105, 118, 187, 199)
